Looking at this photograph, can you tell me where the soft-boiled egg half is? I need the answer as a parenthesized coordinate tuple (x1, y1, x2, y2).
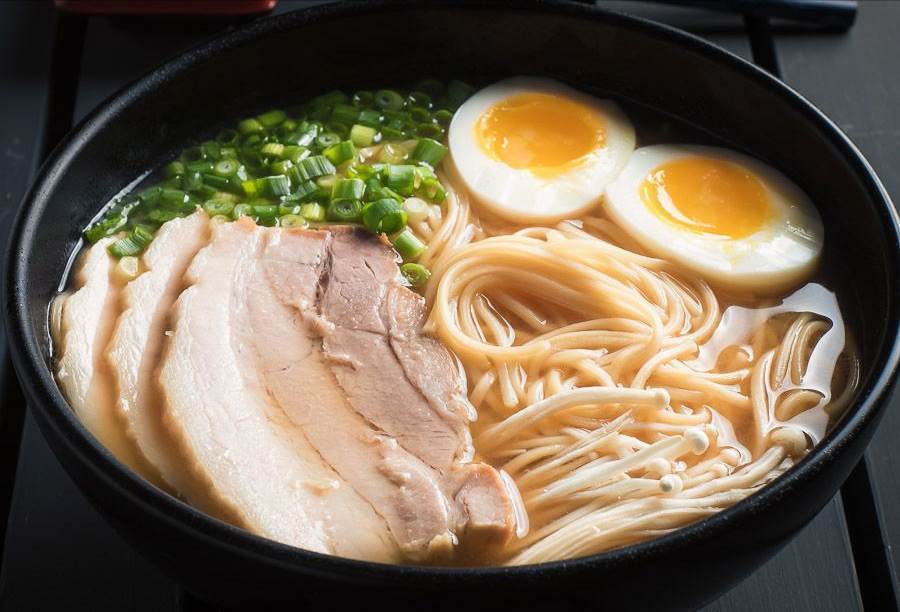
(449, 77, 635, 223)
(605, 145, 824, 293)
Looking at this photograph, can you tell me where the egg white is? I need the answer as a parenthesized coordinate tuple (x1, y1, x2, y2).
(604, 145, 824, 293)
(449, 77, 635, 223)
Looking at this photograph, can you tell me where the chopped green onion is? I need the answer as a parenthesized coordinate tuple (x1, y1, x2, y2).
(201, 173, 236, 192)
(279, 214, 308, 228)
(391, 228, 426, 260)
(202, 199, 235, 217)
(420, 176, 447, 203)
(299, 202, 326, 222)
(292, 155, 336, 181)
(415, 123, 444, 139)
(332, 178, 366, 202)
(257, 109, 286, 127)
(279, 203, 301, 215)
(327, 199, 363, 223)
(356, 110, 381, 129)
(84, 215, 126, 243)
(238, 117, 264, 134)
(433, 109, 453, 127)
(411, 138, 448, 168)
(295, 123, 320, 147)
(400, 262, 431, 286)
(349, 124, 377, 147)
(213, 159, 239, 177)
(261, 142, 285, 157)
(108, 226, 154, 258)
(403, 197, 430, 224)
(232, 204, 253, 220)
(160, 189, 190, 210)
(182, 171, 204, 192)
(407, 91, 433, 110)
(242, 179, 258, 197)
(331, 104, 359, 126)
(201, 141, 221, 160)
(148, 209, 182, 223)
(410, 107, 431, 123)
(380, 126, 407, 141)
(270, 159, 293, 175)
(284, 179, 319, 202)
(374, 89, 405, 111)
(316, 132, 341, 149)
(164, 161, 185, 178)
(384, 164, 417, 196)
(282, 145, 309, 163)
(326, 121, 350, 139)
(323, 140, 357, 165)
(218, 146, 238, 159)
(256, 175, 292, 197)
(186, 160, 214, 174)
(348, 163, 377, 180)
(352, 90, 374, 106)
(253, 204, 278, 222)
(316, 174, 338, 191)
(363, 198, 407, 234)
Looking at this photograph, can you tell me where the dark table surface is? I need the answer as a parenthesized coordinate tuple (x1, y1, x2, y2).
(0, 1, 897, 610)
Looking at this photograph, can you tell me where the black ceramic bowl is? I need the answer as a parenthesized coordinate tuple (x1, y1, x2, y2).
(5, 2, 899, 610)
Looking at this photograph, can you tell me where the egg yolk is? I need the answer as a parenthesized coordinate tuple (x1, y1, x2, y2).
(475, 92, 605, 176)
(640, 157, 769, 239)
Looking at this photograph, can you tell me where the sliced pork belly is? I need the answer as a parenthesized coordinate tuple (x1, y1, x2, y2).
(158, 219, 514, 560)
(53, 237, 152, 479)
(252, 228, 459, 555)
(158, 219, 399, 562)
(322, 229, 475, 472)
(107, 211, 210, 499)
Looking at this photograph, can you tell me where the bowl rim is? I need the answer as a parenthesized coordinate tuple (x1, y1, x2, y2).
(4, 0, 899, 583)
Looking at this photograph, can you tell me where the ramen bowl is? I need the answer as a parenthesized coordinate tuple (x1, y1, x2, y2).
(4, 2, 899, 609)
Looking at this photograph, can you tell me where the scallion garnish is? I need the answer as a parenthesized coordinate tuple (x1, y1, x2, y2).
(257, 109, 286, 128)
(323, 140, 357, 166)
(108, 225, 154, 258)
(411, 138, 448, 168)
(316, 132, 341, 149)
(363, 198, 407, 235)
(374, 89, 405, 111)
(88, 83, 457, 257)
(293, 155, 336, 181)
(300, 202, 326, 223)
(350, 124, 376, 147)
(256, 175, 292, 197)
(279, 214, 308, 228)
(384, 165, 417, 196)
(400, 262, 431, 286)
(332, 178, 366, 202)
(238, 118, 264, 134)
(327, 199, 363, 223)
(391, 228, 426, 261)
(202, 199, 235, 217)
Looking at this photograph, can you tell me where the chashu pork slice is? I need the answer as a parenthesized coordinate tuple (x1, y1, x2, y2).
(53, 236, 154, 480)
(260, 225, 515, 555)
(107, 211, 213, 501)
(321, 228, 515, 545)
(158, 218, 399, 562)
(251, 226, 462, 557)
